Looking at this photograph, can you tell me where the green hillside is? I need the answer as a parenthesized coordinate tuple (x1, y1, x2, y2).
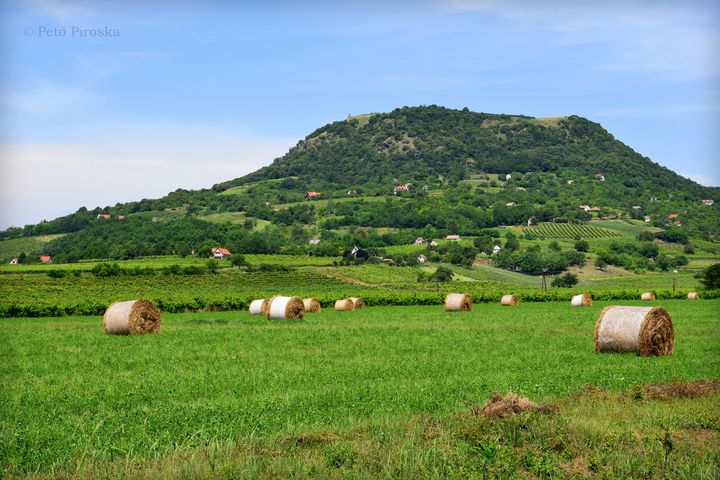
(1, 106, 718, 266)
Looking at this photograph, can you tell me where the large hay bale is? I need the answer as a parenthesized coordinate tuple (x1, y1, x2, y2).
(248, 298, 268, 315)
(335, 298, 355, 311)
(571, 293, 593, 307)
(303, 298, 321, 313)
(262, 295, 278, 316)
(641, 291, 656, 301)
(501, 294, 519, 306)
(594, 306, 674, 356)
(349, 297, 365, 309)
(687, 292, 700, 300)
(267, 296, 305, 320)
(444, 293, 472, 311)
(103, 299, 161, 335)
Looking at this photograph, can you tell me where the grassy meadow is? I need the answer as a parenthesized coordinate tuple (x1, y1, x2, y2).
(1, 300, 718, 478)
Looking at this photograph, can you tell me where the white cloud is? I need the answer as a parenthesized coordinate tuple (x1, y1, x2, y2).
(0, 130, 296, 229)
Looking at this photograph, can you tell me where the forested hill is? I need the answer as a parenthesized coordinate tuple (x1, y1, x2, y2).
(2, 105, 719, 262)
(221, 105, 709, 196)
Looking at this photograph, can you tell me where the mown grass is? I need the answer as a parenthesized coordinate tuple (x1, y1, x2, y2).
(1, 300, 718, 477)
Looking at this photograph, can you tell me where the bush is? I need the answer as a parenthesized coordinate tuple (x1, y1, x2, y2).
(551, 272, 578, 288)
(429, 266, 454, 282)
(699, 263, 720, 290)
(574, 239, 589, 252)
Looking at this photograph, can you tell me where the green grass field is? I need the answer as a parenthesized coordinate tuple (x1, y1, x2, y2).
(1, 300, 718, 478)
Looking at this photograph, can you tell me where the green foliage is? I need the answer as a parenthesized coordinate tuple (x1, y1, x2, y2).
(699, 263, 720, 289)
(574, 239, 589, 252)
(429, 266, 454, 282)
(551, 272, 578, 288)
(494, 248, 585, 275)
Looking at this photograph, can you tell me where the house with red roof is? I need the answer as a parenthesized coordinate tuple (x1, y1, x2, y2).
(40, 255, 52, 264)
(211, 247, 232, 259)
(305, 191, 321, 200)
(97, 213, 111, 220)
(445, 234, 461, 241)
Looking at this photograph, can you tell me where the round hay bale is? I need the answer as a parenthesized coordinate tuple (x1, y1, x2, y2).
(103, 299, 161, 335)
(303, 297, 321, 313)
(248, 298, 268, 315)
(335, 298, 355, 311)
(571, 293, 593, 307)
(349, 297, 365, 309)
(641, 291, 656, 301)
(687, 292, 700, 300)
(267, 296, 305, 320)
(501, 294, 519, 306)
(444, 293, 472, 311)
(262, 295, 278, 316)
(594, 306, 674, 356)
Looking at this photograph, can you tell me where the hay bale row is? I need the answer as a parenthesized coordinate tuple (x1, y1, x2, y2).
(594, 306, 674, 356)
(444, 293, 472, 311)
(349, 297, 365, 309)
(501, 294, 519, 306)
(571, 293, 592, 307)
(687, 292, 700, 300)
(641, 291, 656, 301)
(103, 299, 161, 335)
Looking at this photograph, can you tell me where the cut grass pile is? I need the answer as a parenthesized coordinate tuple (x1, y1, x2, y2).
(1, 300, 718, 477)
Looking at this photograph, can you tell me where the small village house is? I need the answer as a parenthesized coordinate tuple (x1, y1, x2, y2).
(594, 173, 605, 181)
(97, 213, 111, 220)
(309, 239, 320, 245)
(211, 247, 232, 259)
(414, 237, 425, 245)
(117, 215, 126, 220)
(40, 255, 52, 264)
(505, 202, 516, 207)
(417, 254, 428, 263)
(430, 240, 438, 247)
(493, 245, 502, 254)
(393, 182, 413, 194)
(590, 207, 601, 212)
(9, 258, 19, 265)
(445, 234, 461, 241)
(579, 205, 591, 212)
(701, 199, 714, 206)
(668, 213, 679, 219)
(305, 191, 321, 200)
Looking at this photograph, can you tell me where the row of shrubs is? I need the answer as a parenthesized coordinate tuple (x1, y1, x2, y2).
(1, 289, 717, 318)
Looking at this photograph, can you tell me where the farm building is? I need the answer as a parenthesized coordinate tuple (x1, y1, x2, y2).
(97, 213, 111, 220)
(40, 255, 52, 264)
(445, 234, 461, 241)
(414, 237, 425, 245)
(701, 199, 714, 206)
(211, 247, 232, 259)
(305, 191, 321, 200)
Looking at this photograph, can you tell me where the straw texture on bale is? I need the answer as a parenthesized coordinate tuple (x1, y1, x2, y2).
(594, 306, 674, 356)
(571, 293, 593, 307)
(501, 294, 519, 306)
(687, 292, 700, 300)
(248, 298, 268, 315)
(335, 298, 355, 311)
(349, 297, 365, 309)
(262, 295, 278, 316)
(641, 291, 656, 301)
(303, 298, 321, 313)
(267, 296, 305, 320)
(444, 293, 472, 311)
(103, 299, 161, 335)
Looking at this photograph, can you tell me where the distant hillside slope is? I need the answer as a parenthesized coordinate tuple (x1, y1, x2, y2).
(221, 105, 710, 197)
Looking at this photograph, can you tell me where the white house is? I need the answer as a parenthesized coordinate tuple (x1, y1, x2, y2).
(9, 258, 19, 265)
(414, 237, 425, 245)
(417, 254, 428, 263)
(493, 245, 502, 254)
(644, 215, 651, 222)
(211, 247, 232, 259)
(309, 239, 321, 245)
(505, 174, 512, 180)
(702, 199, 714, 206)
(430, 240, 438, 247)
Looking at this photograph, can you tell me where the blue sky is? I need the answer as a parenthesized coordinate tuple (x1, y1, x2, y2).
(1, 0, 718, 229)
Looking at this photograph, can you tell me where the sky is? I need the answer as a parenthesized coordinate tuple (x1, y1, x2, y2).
(1, 0, 719, 229)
